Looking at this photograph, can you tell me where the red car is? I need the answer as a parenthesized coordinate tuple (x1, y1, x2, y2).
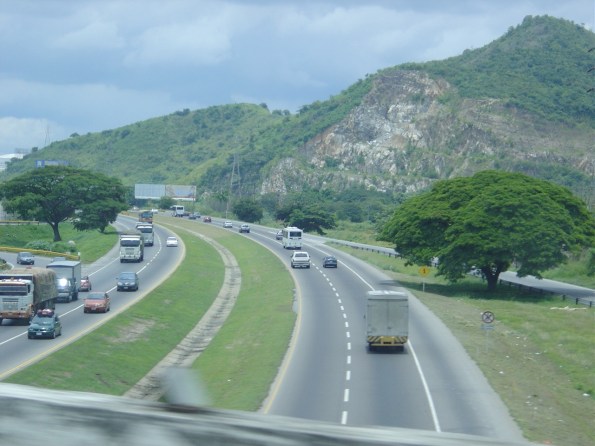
(203, 216, 212, 222)
(79, 276, 92, 291)
(83, 291, 111, 313)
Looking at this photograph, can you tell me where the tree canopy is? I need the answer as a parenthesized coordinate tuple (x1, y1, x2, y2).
(379, 170, 595, 291)
(0, 166, 128, 241)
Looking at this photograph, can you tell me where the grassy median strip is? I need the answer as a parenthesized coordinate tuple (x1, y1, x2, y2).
(5, 221, 296, 412)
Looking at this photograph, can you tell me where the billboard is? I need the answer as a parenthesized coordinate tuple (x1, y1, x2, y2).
(135, 184, 196, 201)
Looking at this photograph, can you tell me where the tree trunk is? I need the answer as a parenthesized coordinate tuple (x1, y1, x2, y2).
(50, 222, 62, 242)
(486, 273, 499, 291)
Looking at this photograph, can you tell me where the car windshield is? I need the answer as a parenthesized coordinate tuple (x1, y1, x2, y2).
(119, 273, 136, 280)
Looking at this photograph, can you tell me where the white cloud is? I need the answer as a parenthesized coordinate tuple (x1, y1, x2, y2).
(0, 0, 592, 154)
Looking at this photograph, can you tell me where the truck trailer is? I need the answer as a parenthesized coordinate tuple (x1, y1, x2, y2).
(365, 290, 409, 351)
(46, 260, 82, 303)
(0, 268, 58, 325)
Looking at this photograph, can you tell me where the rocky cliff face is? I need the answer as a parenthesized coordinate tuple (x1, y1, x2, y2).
(261, 70, 594, 196)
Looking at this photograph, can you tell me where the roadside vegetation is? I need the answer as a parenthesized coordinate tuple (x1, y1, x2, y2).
(0, 219, 593, 445)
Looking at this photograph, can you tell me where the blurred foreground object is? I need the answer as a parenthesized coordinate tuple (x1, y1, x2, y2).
(0, 382, 538, 446)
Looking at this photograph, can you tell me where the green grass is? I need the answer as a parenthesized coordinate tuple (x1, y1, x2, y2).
(0, 222, 118, 263)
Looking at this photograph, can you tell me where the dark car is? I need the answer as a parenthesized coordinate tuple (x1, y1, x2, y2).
(322, 256, 338, 268)
(16, 251, 35, 265)
(188, 212, 201, 220)
(116, 271, 139, 291)
(79, 276, 92, 291)
(84, 291, 111, 313)
(203, 216, 212, 223)
(28, 309, 62, 339)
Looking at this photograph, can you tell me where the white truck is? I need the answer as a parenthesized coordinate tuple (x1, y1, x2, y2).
(365, 290, 409, 351)
(135, 223, 154, 247)
(119, 231, 144, 263)
(0, 268, 58, 325)
(46, 260, 82, 303)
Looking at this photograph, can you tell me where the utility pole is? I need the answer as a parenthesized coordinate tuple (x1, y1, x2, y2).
(225, 153, 241, 218)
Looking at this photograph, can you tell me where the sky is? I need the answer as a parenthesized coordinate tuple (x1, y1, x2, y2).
(0, 0, 593, 154)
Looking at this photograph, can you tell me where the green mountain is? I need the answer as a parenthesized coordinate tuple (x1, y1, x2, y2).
(2, 15, 594, 208)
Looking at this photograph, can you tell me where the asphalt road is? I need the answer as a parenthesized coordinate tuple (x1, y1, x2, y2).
(214, 221, 526, 444)
(0, 217, 183, 379)
(1, 216, 539, 445)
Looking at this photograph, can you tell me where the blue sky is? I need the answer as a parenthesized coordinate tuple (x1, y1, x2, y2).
(0, 0, 593, 154)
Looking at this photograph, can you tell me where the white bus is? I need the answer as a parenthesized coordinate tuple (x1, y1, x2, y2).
(282, 226, 303, 249)
(171, 205, 185, 217)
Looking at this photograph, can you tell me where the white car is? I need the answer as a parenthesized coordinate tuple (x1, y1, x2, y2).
(223, 221, 233, 228)
(166, 236, 178, 247)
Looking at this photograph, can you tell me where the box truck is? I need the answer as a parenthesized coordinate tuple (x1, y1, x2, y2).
(46, 260, 82, 302)
(0, 268, 58, 324)
(366, 290, 409, 351)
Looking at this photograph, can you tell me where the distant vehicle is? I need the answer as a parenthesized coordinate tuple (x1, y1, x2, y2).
(166, 236, 179, 247)
(27, 309, 62, 339)
(322, 256, 338, 268)
(150, 208, 159, 213)
(0, 268, 57, 325)
(282, 227, 303, 249)
(138, 210, 153, 223)
(84, 291, 111, 313)
(116, 272, 139, 292)
(46, 259, 82, 302)
(136, 223, 154, 247)
(275, 230, 283, 240)
(79, 276, 92, 291)
(16, 251, 35, 265)
(290, 251, 311, 269)
(203, 216, 212, 223)
(239, 224, 250, 233)
(171, 205, 185, 217)
(366, 290, 409, 352)
(223, 221, 233, 228)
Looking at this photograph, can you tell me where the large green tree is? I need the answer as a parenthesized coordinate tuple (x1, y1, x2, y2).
(379, 170, 595, 291)
(0, 166, 128, 241)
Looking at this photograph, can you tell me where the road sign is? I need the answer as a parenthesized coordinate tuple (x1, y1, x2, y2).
(418, 266, 430, 276)
(481, 311, 495, 324)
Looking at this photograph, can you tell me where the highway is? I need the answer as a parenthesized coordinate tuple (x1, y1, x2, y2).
(0, 217, 183, 378)
(201, 219, 526, 443)
(1, 216, 529, 444)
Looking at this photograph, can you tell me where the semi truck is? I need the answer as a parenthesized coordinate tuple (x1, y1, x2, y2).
(119, 231, 144, 262)
(365, 290, 409, 351)
(46, 260, 82, 303)
(0, 268, 58, 325)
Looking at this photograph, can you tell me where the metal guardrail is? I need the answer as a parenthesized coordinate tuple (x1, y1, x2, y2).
(326, 240, 595, 308)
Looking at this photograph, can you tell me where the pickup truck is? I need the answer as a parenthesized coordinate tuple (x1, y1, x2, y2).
(290, 251, 311, 269)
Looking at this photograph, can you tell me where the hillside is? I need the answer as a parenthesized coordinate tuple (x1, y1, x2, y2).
(1, 15, 594, 208)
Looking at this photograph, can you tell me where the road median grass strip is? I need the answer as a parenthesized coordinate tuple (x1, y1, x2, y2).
(5, 232, 224, 395)
(5, 218, 296, 414)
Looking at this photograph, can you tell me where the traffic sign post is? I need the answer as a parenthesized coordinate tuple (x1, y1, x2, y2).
(418, 266, 430, 292)
(481, 311, 495, 353)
